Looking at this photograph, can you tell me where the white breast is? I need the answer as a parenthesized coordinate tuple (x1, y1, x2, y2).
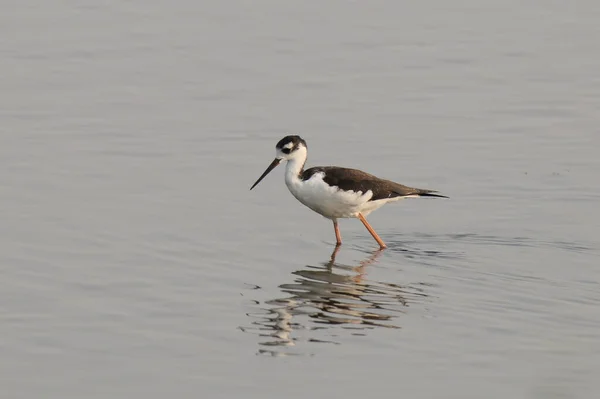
(285, 171, 375, 219)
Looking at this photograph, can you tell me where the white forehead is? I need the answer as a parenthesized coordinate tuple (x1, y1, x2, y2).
(282, 142, 294, 149)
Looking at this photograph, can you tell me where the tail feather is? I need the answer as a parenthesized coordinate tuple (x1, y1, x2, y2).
(388, 181, 449, 199)
(415, 189, 449, 199)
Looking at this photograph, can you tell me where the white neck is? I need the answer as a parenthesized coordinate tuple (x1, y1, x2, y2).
(284, 147, 307, 187)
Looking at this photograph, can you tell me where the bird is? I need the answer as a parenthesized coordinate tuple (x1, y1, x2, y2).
(250, 135, 448, 249)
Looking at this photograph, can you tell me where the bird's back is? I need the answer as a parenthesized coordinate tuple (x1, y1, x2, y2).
(302, 166, 440, 200)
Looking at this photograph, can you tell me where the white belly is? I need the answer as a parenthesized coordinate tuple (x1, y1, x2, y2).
(285, 172, 400, 219)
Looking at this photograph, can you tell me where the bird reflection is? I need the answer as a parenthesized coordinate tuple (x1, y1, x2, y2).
(241, 247, 429, 356)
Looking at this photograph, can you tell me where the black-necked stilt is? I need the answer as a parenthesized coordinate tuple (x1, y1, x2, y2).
(250, 135, 448, 249)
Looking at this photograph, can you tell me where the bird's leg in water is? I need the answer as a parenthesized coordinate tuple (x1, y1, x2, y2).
(357, 213, 387, 249)
(333, 219, 342, 246)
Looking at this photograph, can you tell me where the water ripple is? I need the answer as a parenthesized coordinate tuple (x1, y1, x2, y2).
(372, 232, 598, 261)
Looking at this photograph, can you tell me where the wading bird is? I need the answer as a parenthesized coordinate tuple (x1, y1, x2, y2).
(250, 135, 447, 249)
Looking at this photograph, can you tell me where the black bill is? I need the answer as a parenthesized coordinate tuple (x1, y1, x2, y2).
(250, 158, 281, 190)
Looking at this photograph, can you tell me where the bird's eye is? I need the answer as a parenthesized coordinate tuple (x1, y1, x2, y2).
(281, 148, 291, 154)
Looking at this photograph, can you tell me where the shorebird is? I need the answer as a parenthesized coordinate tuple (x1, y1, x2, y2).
(250, 135, 447, 249)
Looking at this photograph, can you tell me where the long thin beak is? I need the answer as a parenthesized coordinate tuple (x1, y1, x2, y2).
(250, 158, 281, 190)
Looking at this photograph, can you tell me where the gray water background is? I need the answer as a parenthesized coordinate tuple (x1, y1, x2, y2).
(1, 1, 600, 398)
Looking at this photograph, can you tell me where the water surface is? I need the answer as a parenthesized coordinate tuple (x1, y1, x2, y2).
(1, 1, 599, 398)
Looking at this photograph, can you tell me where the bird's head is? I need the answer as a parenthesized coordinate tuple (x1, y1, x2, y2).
(250, 135, 307, 190)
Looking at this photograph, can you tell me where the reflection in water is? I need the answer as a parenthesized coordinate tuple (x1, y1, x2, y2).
(241, 247, 430, 356)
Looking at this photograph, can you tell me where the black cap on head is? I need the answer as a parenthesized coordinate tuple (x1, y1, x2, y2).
(276, 135, 307, 151)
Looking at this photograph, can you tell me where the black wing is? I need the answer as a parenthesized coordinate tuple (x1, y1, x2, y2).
(302, 167, 446, 201)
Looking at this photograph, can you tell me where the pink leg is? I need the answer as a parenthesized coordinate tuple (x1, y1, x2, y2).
(333, 219, 342, 246)
(357, 213, 387, 249)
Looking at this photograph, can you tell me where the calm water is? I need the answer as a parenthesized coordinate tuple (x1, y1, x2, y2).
(2, 1, 600, 398)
